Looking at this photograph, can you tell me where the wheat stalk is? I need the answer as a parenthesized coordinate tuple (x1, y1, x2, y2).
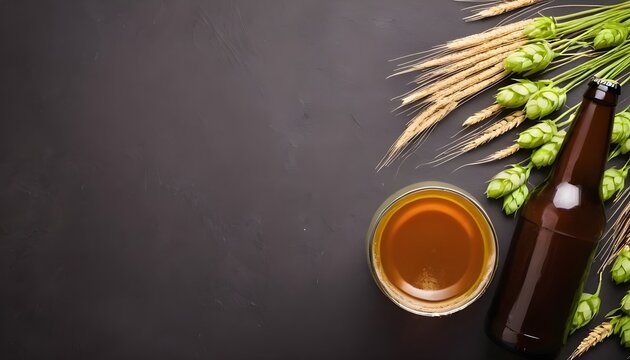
(461, 110, 525, 153)
(403, 55, 506, 105)
(434, 39, 526, 76)
(451, 143, 521, 172)
(393, 32, 524, 79)
(568, 321, 613, 360)
(413, 31, 526, 71)
(426, 63, 506, 104)
(463, 103, 505, 126)
(598, 200, 630, 270)
(378, 101, 458, 169)
(384, 73, 509, 169)
(442, 71, 507, 104)
(465, 0, 543, 21)
(446, 19, 531, 49)
(483, 143, 521, 162)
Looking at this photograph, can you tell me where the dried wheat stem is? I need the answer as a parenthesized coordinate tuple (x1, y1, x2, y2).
(412, 31, 526, 71)
(461, 110, 525, 153)
(427, 63, 506, 104)
(380, 101, 458, 169)
(463, 103, 504, 126)
(602, 211, 630, 268)
(568, 321, 613, 360)
(434, 39, 526, 76)
(446, 19, 531, 49)
(466, 0, 543, 21)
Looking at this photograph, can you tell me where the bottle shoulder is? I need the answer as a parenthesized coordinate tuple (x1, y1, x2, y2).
(521, 181, 605, 239)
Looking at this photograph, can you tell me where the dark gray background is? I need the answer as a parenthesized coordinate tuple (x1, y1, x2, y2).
(0, 0, 626, 359)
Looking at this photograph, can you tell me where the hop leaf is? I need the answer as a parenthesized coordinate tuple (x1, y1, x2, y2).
(570, 274, 602, 334)
(531, 130, 566, 168)
(612, 112, 630, 144)
(486, 165, 531, 199)
(601, 167, 627, 201)
(496, 80, 544, 108)
(622, 291, 630, 316)
(517, 120, 557, 148)
(502, 184, 528, 215)
(593, 22, 629, 50)
(524, 16, 557, 40)
(525, 87, 567, 119)
(612, 246, 630, 284)
(504, 41, 555, 75)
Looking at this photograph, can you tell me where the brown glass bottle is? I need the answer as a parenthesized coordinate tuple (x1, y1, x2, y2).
(487, 78, 620, 357)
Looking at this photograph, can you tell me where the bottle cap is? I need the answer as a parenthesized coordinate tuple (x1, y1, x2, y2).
(589, 77, 621, 95)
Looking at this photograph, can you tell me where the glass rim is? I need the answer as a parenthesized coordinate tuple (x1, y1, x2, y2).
(366, 181, 498, 316)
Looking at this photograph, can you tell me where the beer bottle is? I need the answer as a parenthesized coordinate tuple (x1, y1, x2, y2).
(486, 78, 620, 356)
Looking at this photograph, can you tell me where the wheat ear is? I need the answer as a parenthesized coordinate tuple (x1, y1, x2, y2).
(484, 143, 520, 162)
(442, 71, 507, 104)
(427, 63, 506, 104)
(463, 104, 504, 126)
(465, 0, 543, 21)
(461, 111, 525, 153)
(411, 31, 526, 71)
(379, 101, 458, 169)
(568, 321, 613, 360)
(452, 143, 521, 171)
(434, 39, 526, 76)
(446, 19, 531, 49)
(402, 55, 506, 105)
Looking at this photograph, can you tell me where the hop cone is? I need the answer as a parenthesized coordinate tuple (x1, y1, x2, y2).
(570, 293, 601, 334)
(593, 22, 629, 50)
(517, 120, 557, 148)
(524, 16, 557, 40)
(621, 137, 630, 155)
(612, 246, 630, 284)
(525, 87, 566, 119)
(622, 291, 630, 316)
(612, 112, 630, 144)
(502, 184, 528, 215)
(486, 165, 530, 199)
(505, 41, 555, 75)
(600, 167, 626, 201)
(496, 80, 542, 108)
(612, 316, 630, 348)
(531, 130, 566, 168)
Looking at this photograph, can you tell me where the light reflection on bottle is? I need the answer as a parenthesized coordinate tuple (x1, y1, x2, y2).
(553, 182, 581, 210)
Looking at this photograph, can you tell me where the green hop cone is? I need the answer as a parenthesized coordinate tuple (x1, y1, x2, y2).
(612, 316, 630, 348)
(502, 184, 528, 215)
(622, 291, 630, 316)
(612, 112, 630, 144)
(524, 16, 557, 39)
(600, 167, 627, 201)
(517, 120, 558, 148)
(570, 274, 602, 334)
(531, 130, 566, 168)
(612, 245, 630, 284)
(486, 165, 531, 199)
(593, 22, 629, 50)
(621, 137, 630, 155)
(496, 80, 541, 108)
(525, 87, 567, 119)
(504, 41, 555, 75)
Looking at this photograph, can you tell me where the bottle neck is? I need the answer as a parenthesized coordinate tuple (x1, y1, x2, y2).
(549, 98, 615, 191)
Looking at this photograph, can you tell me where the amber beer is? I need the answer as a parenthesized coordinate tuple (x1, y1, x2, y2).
(487, 78, 620, 356)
